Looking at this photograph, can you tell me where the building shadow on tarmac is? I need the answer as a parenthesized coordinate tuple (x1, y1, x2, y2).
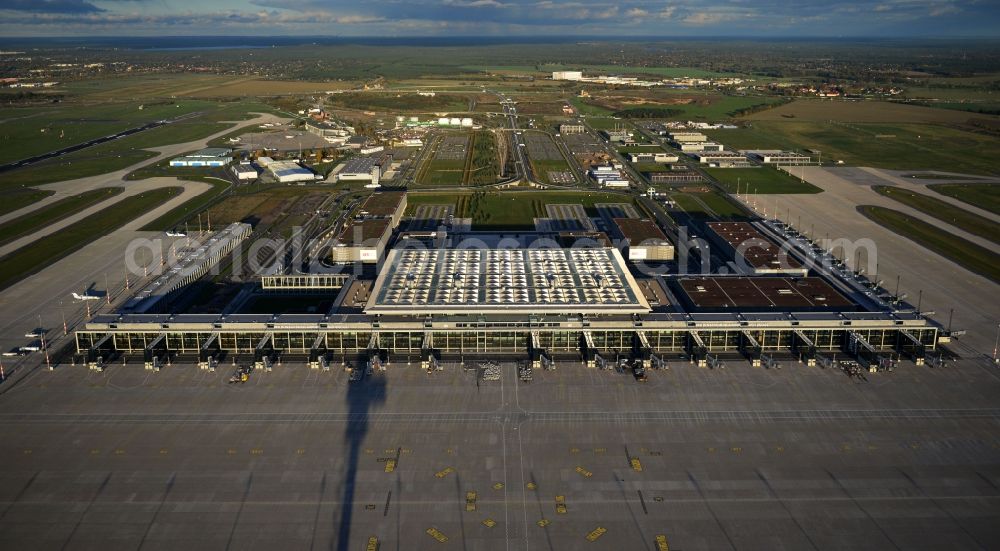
(334, 365, 386, 551)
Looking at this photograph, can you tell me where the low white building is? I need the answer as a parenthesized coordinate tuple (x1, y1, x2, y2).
(268, 161, 316, 183)
(232, 162, 258, 180)
(746, 151, 812, 165)
(169, 148, 232, 168)
(552, 71, 583, 81)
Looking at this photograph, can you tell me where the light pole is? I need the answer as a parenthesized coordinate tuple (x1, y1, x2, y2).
(993, 323, 999, 365)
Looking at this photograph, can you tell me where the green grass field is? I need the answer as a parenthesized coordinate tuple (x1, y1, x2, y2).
(0, 187, 181, 291)
(0, 189, 54, 216)
(705, 167, 823, 194)
(927, 183, 1000, 216)
(140, 181, 233, 231)
(858, 205, 999, 283)
(0, 147, 157, 190)
(421, 159, 466, 185)
(707, 121, 1000, 174)
(407, 190, 633, 229)
(0, 102, 268, 190)
(0, 100, 217, 165)
(531, 159, 574, 184)
(632, 163, 672, 173)
(671, 191, 748, 219)
(618, 145, 665, 154)
(0, 188, 123, 246)
(872, 185, 1000, 243)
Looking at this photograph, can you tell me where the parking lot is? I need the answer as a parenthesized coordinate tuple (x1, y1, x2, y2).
(0, 355, 998, 550)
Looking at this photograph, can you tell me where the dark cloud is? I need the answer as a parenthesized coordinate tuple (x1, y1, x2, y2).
(0, 0, 103, 13)
(0, 0, 995, 35)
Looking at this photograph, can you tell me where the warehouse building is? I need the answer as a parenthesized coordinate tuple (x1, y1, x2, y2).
(330, 218, 393, 264)
(746, 151, 812, 165)
(690, 150, 751, 167)
(649, 172, 703, 184)
(669, 132, 707, 142)
(559, 124, 586, 134)
(552, 71, 583, 81)
(268, 160, 317, 183)
(304, 120, 354, 142)
(612, 218, 675, 262)
(335, 156, 383, 184)
(232, 162, 258, 180)
(169, 148, 232, 167)
(675, 141, 724, 152)
(707, 222, 808, 276)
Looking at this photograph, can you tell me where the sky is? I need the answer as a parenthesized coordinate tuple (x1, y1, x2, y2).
(0, 0, 997, 37)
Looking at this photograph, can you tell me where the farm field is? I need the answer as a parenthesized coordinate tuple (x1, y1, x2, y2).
(927, 183, 1000, 215)
(746, 98, 994, 124)
(705, 167, 823, 194)
(873, 185, 1000, 243)
(708, 120, 1000, 174)
(326, 92, 471, 113)
(184, 79, 354, 97)
(0, 187, 181, 291)
(858, 205, 1000, 283)
(0, 188, 123, 246)
(581, 93, 783, 120)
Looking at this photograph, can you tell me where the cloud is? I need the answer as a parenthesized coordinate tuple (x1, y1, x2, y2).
(443, 0, 508, 7)
(0, 0, 103, 13)
(0, 0, 992, 35)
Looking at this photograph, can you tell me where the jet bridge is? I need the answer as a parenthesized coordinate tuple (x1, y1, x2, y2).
(308, 334, 326, 370)
(420, 333, 436, 371)
(793, 330, 817, 367)
(198, 332, 220, 371)
(897, 330, 926, 366)
(633, 332, 652, 368)
(143, 333, 167, 371)
(581, 331, 596, 368)
(740, 330, 762, 367)
(847, 331, 886, 371)
(529, 331, 543, 369)
(253, 333, 274, 372)
(86, 333, 115, 371)
(687, 331, 707, 368)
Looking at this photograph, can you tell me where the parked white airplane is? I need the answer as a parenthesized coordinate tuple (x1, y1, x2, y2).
(166, 231, 187, 237)
(71, 292, 100, 301)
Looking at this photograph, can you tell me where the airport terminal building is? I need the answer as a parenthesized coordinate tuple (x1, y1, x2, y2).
(76, 239, 939, 372)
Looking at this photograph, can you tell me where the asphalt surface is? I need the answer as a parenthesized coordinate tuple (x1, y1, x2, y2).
(0, 355, 998, 551)
(746, 166, 1000, 354)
